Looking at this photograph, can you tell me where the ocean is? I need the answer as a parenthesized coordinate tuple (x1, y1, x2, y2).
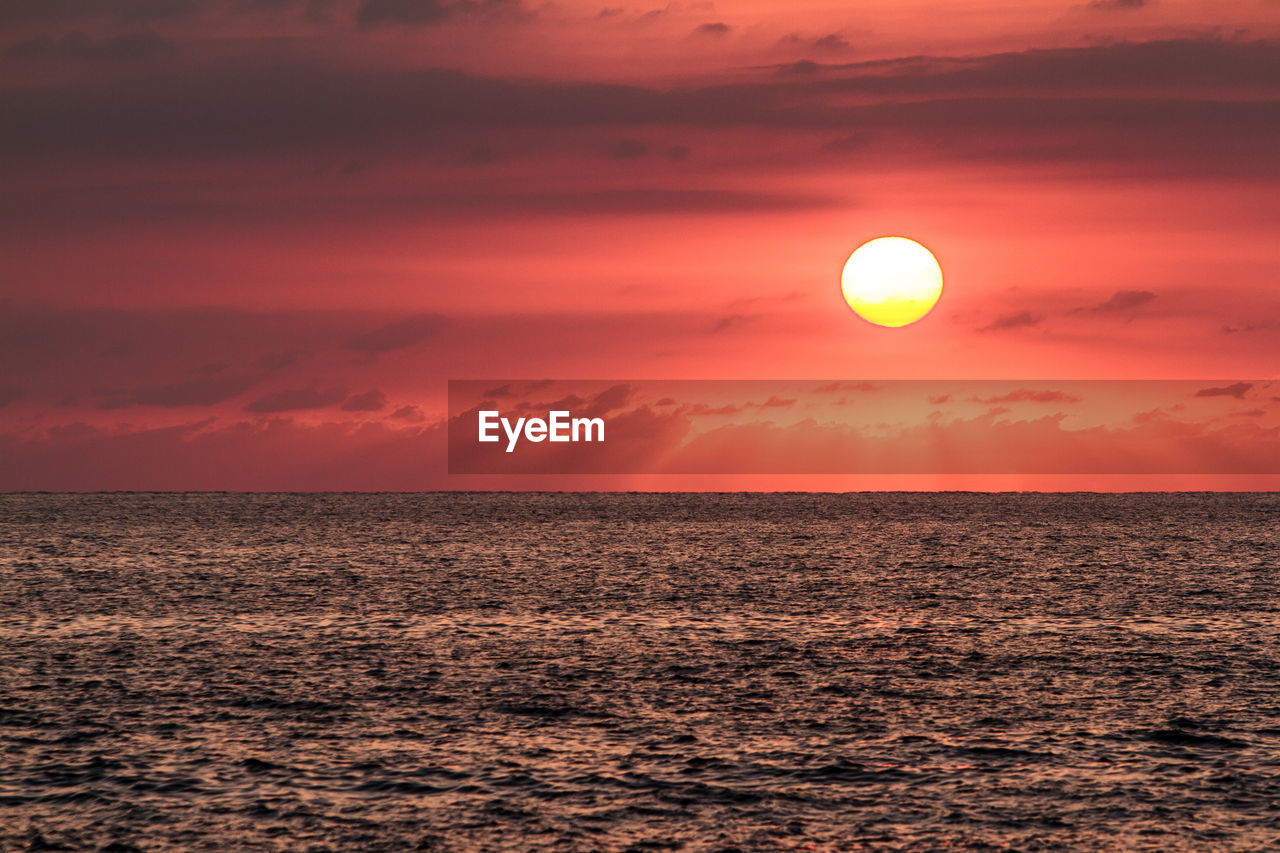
(2, 493, 1279, 851)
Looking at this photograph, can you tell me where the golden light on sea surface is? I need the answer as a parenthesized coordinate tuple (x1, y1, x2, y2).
(841, 237, 944, 328)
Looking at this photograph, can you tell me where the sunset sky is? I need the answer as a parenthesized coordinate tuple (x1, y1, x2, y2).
(2, 0, 1278, 490)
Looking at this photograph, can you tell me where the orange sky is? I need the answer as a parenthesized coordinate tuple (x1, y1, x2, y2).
(1, 0, 1278, 489)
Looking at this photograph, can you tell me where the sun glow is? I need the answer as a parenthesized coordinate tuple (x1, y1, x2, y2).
(840, 237, 944, 328)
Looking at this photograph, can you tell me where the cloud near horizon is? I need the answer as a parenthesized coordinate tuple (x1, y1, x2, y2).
(440, 389, 1280, 475)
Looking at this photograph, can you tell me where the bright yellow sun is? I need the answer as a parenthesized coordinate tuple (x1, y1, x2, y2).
(840, 236, 943, 328)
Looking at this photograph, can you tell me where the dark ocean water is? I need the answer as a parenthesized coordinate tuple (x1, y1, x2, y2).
(2, 493, 1280, 852)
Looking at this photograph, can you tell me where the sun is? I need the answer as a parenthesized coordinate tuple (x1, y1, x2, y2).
(840, 237, 944, 328)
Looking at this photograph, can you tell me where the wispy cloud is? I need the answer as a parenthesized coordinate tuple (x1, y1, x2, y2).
(1071, 289, 1157, 315)
(974, 389, 1081, 404)
(980, 311, 1041, 332)
(692, 21, 730, 37)
(345, 315, 447, 354)
(1088, 0, 1147, 10)
(1195, 382, 1253, 400)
